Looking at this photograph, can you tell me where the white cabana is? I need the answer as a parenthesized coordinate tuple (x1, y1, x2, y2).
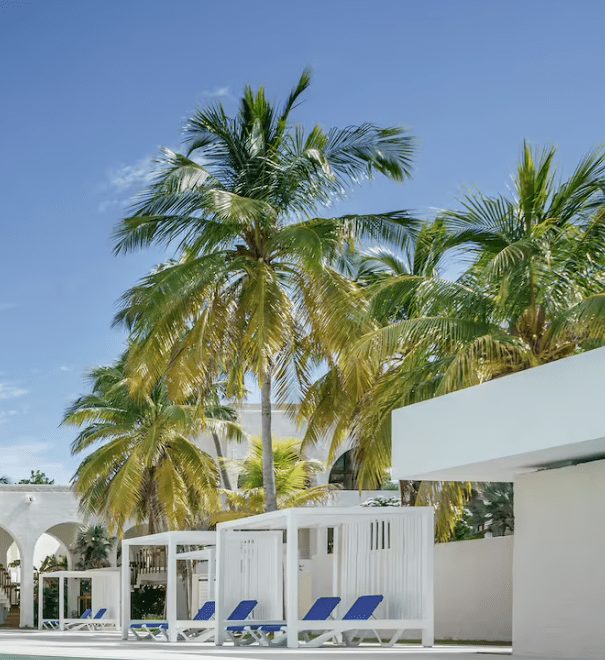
(121, 530, 216, 642)
(215, 507, 434, 648)
(38, 568, 120, 630)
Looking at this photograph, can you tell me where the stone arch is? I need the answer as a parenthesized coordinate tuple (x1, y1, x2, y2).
(0, 522, 22, 569)
(41, 522, 82, 570)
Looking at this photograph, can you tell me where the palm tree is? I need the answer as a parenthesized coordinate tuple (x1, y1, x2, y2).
(467, 483, 514, 537)
(113, 69, 417, 512)
(63, 354, 221, 536)
(0, 476, 10, 484)
(338, 142, 605, 489)
(212, 437, 337, 523)
(72, 525, 115, 570)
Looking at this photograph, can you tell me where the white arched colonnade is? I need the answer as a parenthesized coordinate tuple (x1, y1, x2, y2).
(0, 485, 87, 627)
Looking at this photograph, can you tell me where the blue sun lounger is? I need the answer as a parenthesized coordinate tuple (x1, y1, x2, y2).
(43, 608, 92, 630)
(130, 600, 256, 642)
(303, 594, 384, 647)
(130, 603, 215, 641)
(177, 600, 216, 640)
(73, 607, 108, 630)
(236, 596, 342, 646)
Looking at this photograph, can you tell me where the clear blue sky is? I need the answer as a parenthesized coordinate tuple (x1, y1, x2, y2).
(1, 0, 604, 483)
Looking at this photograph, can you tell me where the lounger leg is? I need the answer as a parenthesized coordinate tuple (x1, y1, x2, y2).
(302, 630, 339, 647)
(383, 629, 404, 647)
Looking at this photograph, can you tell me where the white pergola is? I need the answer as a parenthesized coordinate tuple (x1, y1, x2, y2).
(215, 507, 434, 648)
(121, 530, 216, 642)
(38, 568, 120, 630)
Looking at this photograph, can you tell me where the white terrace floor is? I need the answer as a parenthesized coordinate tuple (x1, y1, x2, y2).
(0, 630, 515, 660)
(0, 630, 516, 660)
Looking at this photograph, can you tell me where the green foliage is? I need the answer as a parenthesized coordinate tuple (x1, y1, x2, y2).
(212, 437, 338, 523)
(19, 470, 54, 484)
(112, 70, 417, 513)
(467, 483, 514, 537)
(303, 142, 605, 501)
(131, 584, 165, 620)
(63, 353, 220, 535)
(0, 475, 10, 484)
(72, 525, 115, 570)
(38, 554, 68, 572)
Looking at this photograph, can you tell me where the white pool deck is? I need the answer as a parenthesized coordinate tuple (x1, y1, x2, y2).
(0, 630, 516, 660)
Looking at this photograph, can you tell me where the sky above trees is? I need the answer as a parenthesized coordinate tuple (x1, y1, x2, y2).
(2, 0, 605, 482)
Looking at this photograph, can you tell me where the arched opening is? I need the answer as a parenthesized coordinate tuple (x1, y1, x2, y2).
(328, 450, 358, 490)
(38, 523, 84, 620)
(0, 524, 21, 626)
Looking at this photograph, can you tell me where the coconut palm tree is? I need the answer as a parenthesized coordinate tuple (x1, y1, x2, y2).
(113, 69, 417, 512)
(63, 354, 222, 536)
(212, 437, 337, 523)
(72, 525, 115, 570)
(338, 143, 605, 490)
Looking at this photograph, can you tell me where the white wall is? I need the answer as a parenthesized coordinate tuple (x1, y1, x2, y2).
(513, 460, 605, 659)
(434, 536, 512, 642)
(391, 347, 605, 482)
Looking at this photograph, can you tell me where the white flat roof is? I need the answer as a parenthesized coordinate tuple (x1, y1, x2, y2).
(391, 347, 605, 481)
(217, 506, 430, 531)
(122, 530, 216, 546)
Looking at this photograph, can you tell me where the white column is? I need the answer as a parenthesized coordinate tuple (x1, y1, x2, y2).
(19, 544, 35, 627)
(215, 526, 225, 645)
(37, 574, 44, 629)
(58, 576, 65, 630)
(108, 542, 118, 568)
(166, 538, 177, 642)
(121, 541, 131, 639)
(286, 510, 299, 648)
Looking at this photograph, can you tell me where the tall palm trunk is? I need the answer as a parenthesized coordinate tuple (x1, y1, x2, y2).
(261, 369, 278, 512)
(211, 431, 232, 490)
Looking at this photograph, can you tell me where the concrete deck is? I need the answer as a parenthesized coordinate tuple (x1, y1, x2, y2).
(0, 630, 514, 660)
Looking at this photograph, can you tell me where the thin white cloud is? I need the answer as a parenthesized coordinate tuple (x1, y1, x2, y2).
(0, 383, 29, 400)
(60, 365, 73, 372)
(97, 198, 122, 213)
(106, 156, 155, 194)
(202, 86, 230, 99)
(2, 442, 50, 466)
(0, 440, 74, 484)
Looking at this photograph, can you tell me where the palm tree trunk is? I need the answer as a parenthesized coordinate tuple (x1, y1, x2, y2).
(211, 431, 232, 490)
(399, 480, 421, 506)
(261, 369, 278, 512)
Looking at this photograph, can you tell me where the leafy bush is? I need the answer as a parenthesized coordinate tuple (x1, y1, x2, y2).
(131, 584, 165, 619)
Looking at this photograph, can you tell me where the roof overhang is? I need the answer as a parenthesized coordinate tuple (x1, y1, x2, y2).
(391, 347, 605, 482)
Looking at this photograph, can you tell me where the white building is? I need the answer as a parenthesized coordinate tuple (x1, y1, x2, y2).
(391, 346, 605, 659)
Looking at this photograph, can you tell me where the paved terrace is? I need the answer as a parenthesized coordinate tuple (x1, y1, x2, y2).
(0, 629, 518, 660)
